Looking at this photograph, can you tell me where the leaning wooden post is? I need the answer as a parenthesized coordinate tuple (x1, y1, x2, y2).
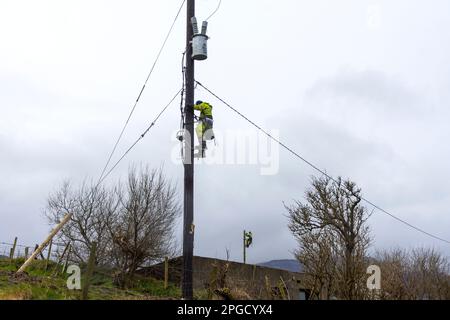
(45, 240, 53, 271)
(10, 237, 18, 260)
(17, 213, 72, 273)
(82, 242, 97, 300)
(164, 257, 169, 289)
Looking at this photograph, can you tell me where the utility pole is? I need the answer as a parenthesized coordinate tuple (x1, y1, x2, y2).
(182, 0, 195, 300)
(243, 230, 246, 264)
(243, 230, 252, 264)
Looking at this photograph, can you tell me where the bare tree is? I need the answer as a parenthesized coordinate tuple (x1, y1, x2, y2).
(291, 227, 339, 299)
(106, 166, 181, 287)
(45, 181, 118, 265)
(45, 165, 181, 286)
(287, 176, 372, 300)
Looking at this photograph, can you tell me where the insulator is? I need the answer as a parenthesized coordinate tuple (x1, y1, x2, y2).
(191, 17, 199, 34)
(201, 21, 208, 35)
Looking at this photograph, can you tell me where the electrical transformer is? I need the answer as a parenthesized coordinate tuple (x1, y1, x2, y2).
(191, 17, 209, 61)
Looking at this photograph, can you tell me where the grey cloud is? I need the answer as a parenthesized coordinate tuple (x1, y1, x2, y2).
(305, 68, 425, 117)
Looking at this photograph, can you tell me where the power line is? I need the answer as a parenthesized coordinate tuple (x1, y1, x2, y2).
(97, 88, 182, 186)
(195, 80, 450, 245)
(97, 0, 187, 184)
(206, 0, 222, 21)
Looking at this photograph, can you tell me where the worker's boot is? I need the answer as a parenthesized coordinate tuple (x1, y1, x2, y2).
(201, 141, 207, 157)
(194, 141, 207, 158)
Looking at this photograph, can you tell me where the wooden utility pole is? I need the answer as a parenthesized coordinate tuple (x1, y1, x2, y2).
(182, 0, 195, 300)
(243, 230, 246, 264)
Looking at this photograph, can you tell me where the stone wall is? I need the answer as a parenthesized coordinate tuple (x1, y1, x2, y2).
(139, 256, 308, 300)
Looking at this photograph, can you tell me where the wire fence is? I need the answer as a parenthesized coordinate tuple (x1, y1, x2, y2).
(0, 240, 67, 263)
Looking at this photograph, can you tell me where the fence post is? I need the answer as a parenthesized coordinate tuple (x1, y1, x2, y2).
(45, 240, 53, 271)
(54, 242, 69, 270)
(62, 244, 72, 274)
(82, 242, 97, 300)
(10, 237, 18, 260)
(24, 247, 29, 260)
(164, 257, 169, 289)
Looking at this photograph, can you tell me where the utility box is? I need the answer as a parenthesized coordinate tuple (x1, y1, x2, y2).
(191, 18, 209, 61)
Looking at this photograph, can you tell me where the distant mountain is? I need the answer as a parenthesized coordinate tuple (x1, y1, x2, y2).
(258, 259, 303, 273)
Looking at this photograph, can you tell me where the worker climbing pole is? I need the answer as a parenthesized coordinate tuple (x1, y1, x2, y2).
(182, 0, 211, 299)
(193, 100, 215, 158)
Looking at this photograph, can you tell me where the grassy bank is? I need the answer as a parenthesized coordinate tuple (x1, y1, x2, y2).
(0, 258, 181, 300)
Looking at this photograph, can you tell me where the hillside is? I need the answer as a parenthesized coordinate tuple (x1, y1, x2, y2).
(258, 259, 303, 273)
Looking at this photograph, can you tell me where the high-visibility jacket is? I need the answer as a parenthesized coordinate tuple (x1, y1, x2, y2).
(194, 102, 213, 119)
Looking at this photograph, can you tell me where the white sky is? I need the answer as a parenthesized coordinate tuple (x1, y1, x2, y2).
(1, 0, 450, 263)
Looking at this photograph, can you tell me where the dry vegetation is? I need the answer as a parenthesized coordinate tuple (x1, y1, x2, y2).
(287, 175, 450, 300)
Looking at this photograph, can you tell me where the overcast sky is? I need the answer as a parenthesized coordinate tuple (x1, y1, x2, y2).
(1, 0, 450, 263)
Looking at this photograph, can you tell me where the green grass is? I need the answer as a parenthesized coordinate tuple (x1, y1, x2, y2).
(0, 258, 181, 300)
(132, 275, 181, 299)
